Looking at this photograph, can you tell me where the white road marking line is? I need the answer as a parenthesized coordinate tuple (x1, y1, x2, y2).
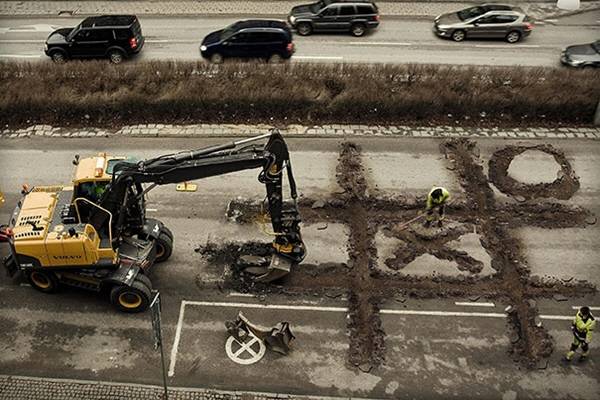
(474, 44, 541, 48)
(572, 306, 600, 311)
(294, 56, 343, 60)
(544, 19, 558, 23)
(454, 301, 495, 307)
(228, 292, 255, 297)
(381, 309, 507, 318)
(347, 41, 411, 46)
(20, 283, 30, 287)
(0, 54, 41, 58)
(146, 39, 199, 44)
(185, 300, 348, 312)
(167, 300, 187, 377)
(0, 40, 45, 43)
(146, 208, 158, 212)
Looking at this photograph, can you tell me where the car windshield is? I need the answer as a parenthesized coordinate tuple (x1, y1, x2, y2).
(312, 0, 332, 13)
(457, 6, 486, 21)
(220, 22, 240, 40)
(67, 23, 81, 40)
(593, 41, 600, 53)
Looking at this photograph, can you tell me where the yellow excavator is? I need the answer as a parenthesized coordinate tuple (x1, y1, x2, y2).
(1, 132, 305, 312)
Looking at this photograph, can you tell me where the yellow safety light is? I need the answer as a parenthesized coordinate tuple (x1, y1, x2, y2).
(176, 182, 198, 192)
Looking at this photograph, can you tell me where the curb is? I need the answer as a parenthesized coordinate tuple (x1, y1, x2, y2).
(1, 124, 599, 140)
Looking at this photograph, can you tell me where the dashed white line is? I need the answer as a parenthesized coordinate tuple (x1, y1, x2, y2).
(572, 306, 600, 311)
(0, 54, 41, 58)
(294, 55, 343, 60)
(454, 301, 495, 308)
(347, 41, 412, 46)
(146, 208, 158, 212)
(474, 44, 541, 48)
(228, 292, 255, 298)
(381, 309, 506, 318)
(0, 40, 44, 43)
(185, 300, 348, 312)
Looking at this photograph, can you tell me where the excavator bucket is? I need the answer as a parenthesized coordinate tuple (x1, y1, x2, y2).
(255, 254, 293, 283)
(225, 311, 295, 355)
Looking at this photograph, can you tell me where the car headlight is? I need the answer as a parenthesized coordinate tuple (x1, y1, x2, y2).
(289, 15, 296, 24)
(44, 43, 48, 51)
(200, 45, 207, 52)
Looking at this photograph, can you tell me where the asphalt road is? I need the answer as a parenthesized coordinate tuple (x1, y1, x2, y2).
(0, 12, 599, 66)
(1, 136, 599, 399)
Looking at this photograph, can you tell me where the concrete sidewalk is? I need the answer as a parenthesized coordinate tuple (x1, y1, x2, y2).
(0, 1, 598, 19)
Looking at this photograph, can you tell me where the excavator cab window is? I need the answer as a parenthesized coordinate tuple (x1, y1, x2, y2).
(77, 181, 109, 204)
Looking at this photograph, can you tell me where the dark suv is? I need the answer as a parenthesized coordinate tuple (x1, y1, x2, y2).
(200, 20, 294, 64)
(288, 0, 379, 37)
(44, 15, 144, 64)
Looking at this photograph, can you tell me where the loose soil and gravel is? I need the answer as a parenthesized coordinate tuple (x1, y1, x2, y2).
(196, 139, 597, 368)
(1, 61, 599, 128)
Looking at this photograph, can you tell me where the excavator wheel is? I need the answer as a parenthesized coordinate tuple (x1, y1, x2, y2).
(26, 270, 60, 293)
(110, 280, 151, 313)
(154, 231, 173, 263)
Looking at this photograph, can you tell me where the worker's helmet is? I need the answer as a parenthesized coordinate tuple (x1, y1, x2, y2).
(431, 188, 443, 199)
(580, 306, 591, 317)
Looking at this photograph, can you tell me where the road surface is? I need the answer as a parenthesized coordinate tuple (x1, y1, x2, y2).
(0, 135, 599, 399)
(0, 12, 599, 66)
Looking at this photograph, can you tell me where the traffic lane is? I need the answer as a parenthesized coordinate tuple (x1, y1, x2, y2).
(1, 15, 599, 47)
(0, 40, 566, 67)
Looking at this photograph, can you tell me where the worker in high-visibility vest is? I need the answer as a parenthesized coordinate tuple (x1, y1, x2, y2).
(566, 306, 596, 361)
(424, 187, 450, 228)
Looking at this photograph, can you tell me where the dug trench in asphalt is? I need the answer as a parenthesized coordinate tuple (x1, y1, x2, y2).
(0, 13, 598, 66)
(0, 136, 599, 399)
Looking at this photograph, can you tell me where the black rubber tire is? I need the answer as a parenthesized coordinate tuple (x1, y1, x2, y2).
(506, 31, 521, 44)
(161, 225, 174, 241)
(210, 53, 224, 64)
(108, 49, 125, 64)
(154, 231, 173, 263)
(49, 50, 67, 63)
(27, 270, 59, 293)
(110, 281, 151, 313)
(268, 53, 284, 64)
(297, 22, 312, 36)
(451, 30, 466, 42)
(350, 23, 366, 37)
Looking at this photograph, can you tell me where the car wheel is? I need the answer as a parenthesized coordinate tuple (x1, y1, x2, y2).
(50, 51, 66, 63)
(506, 31, 521, 44)
(350, 23, 366, 37)
(210, 53, 224, 64)
(297, 22, 312, 36)
(27, 270, 59, 293)
(268, 53, 283, 64)
(451, 30, 466, 42)
(108, 49, 125, 64)
(110, 281, 151, 313)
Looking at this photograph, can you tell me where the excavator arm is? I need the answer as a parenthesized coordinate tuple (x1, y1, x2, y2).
(92, 131, 305, 281)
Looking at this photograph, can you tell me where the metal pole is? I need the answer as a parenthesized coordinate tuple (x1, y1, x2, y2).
(150, 292, 169, 400)
(159, 336, 169, 400)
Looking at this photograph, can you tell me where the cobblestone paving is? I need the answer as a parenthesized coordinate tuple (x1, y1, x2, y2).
(0, 0, 598, 19)
(0, 375, 332, 400)
(1, 124, 599, 139)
